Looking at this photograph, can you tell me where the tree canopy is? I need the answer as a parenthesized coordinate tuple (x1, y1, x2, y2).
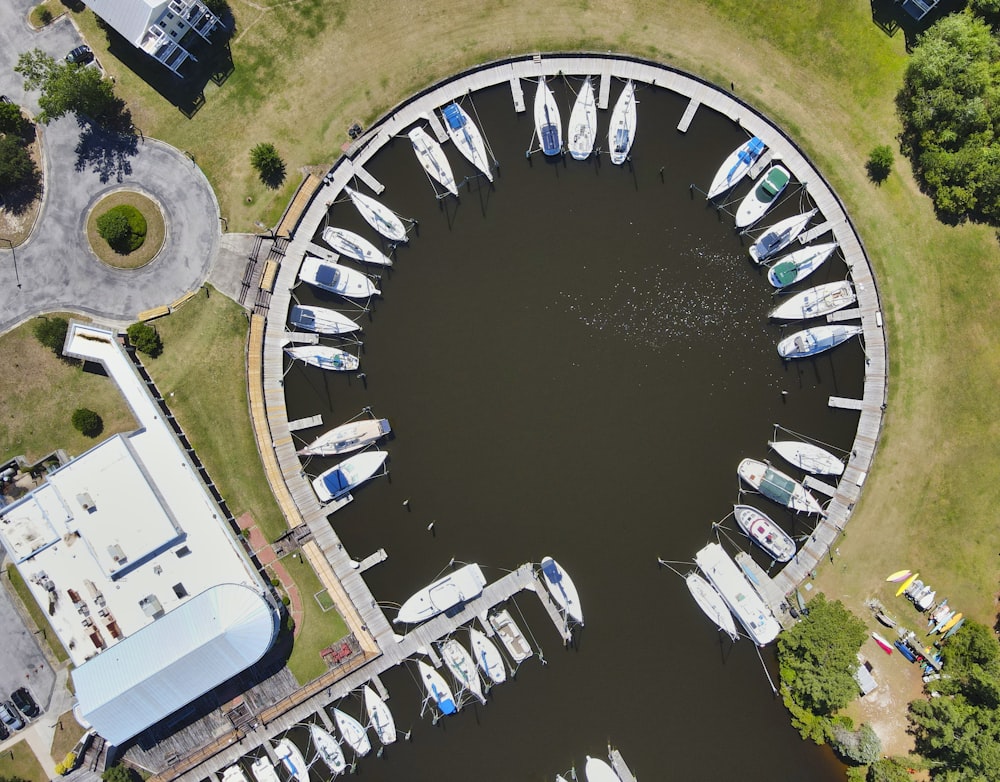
(15, 49, 119, 124)
(896, 13, 1000, 224)
(0, 135, 35, 190)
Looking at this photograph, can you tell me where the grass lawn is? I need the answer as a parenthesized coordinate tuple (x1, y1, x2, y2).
(85, 190, 166, 269)
(282, 552, 350, 685)
(4, 565, 69, 663)
(49, 710, 85, 764)
(0, 740, 47, 782)
(0, 315, 136, 464)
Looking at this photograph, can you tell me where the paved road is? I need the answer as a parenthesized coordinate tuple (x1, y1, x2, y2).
(0, 1, 221, 334)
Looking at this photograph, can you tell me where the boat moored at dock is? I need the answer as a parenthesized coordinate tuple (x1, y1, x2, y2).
(540, 556, 584, 625)
(766, 242, 838, 288)
(768, 439, 845, 476)
(735, 164, 791, 228)
(299, 255, 381, 298)
(685, 571, 739, 641)
(250, 757, 279, 782)
(777, 325, 862, 360)
(321, 226, 393, 267)
(297, 417, 391, 457)
(221, 766, 249, 782)
(748, 208, 818, 263)
(311, 450, 388, 503)
(344, 185, 408, 242)
(469, 626, 507, 684)
(289, 304, 360, 336)
(363, 685, 397, 746)
(408, 125, 459, 196)
(308, 723, 347, 775)
(768, 280, 856, 320)
(585, 755, 623, 782)
(707, 136, 766, 199)
(489, 608, 533, 662)
(534, 77, 563, 156)
(733, 504, 797, 562)
(440, 638, 485, 703)
(567, 76, 597, 160)
(395, 563, 487, 624)
(274, 738, 308, 782)
(417, 660, 459, 715)
(333, 707, 371, 757)
(608, 80, 637, 165)
(738, 458, 824, 515)
(695, 542, 781, 646)
(441, 101, 493, 181)
(284, 345, 359, 372)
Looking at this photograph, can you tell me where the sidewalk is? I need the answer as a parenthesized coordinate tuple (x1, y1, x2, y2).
(236, 514, 304, 636)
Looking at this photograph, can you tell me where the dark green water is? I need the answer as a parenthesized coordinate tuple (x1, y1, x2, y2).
(280, 78, 861, 781)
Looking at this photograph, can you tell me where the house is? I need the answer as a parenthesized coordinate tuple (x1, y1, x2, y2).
(83, 0, 222, 76)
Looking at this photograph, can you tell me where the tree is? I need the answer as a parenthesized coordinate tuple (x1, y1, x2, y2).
(867, 758, 912, 782)
(127, 322, 162, 357)
(15, 49, 119, 124)
(249, 142, 285, 187)
(96, 209, 131, 251)
(101, 765, 138, 782)
(32, 316, 69, 355)
(0, 102, 28, 136)
(969, 0, 1000, 29)
(830, 721, 882, 765)
(866, 145, 894, 184)
(71, 408, 103, 437)
(777, 593, 868, 716)
(0, 135, 35, 190)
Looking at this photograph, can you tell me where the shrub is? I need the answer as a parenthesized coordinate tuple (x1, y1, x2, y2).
(866, 145, 893, 184)
(0, 102, 28, 136)
(55, 762, 67, 776)
(71, 408, 103, 437)
(126, 322, 162, 357)
(281, 595, 291, 606)
(270, 577, 280, 587)
(0, 135, 36, 190)
(38, 8, 53, 24)
(249, 142, 284, 187)
(830, 722, 882, 766)
(96, 204, 146, 253)
(868, 758, 912, 782)
(33, 315, 68, 354)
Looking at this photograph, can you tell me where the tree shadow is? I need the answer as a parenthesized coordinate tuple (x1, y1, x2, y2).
(869, 0, 965, 50)
(0, 167, 42, 215)
(73, 111, 139, 184)
(260, 162, 286, 190)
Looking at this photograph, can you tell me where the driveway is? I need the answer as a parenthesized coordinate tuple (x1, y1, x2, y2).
(0, 1, 221, 334)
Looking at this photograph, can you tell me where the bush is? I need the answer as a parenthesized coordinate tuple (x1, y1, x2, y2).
(71, 408, 103, 437)
(126, 322, 162, 357)
(249, 142, 285, 187)
(868, 758, 912, 782)
(96, 204, 146, 253)
(866, 144, 893, 184)
(102, 764, 139, 782)
(281, 594, 291, 606)
(33, 315, 68, 354)
(0, 102, 28, 136)
(831, 722, 882, 766)
(0, 135, 36, 190)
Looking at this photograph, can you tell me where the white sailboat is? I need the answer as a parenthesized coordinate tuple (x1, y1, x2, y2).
(299, 255, 380, 298)
(274, 739, 308, 782)
(250, 757, 280, 782)
(395, 563, 487, 624)
(567, 76, 597, 160)
(344, 185, 407, 243)
(289, 304, 360, 336)
(585, 756, 623, 782)
(308, 723, 347, 776)
(767, 242, 839, 289)
(362, 685, 397, 746)
(748, 208, 818, 263)
(733, 504, 797, 563)
(695, 542, 782, 646)
(735, 164, 791, 228)
(738, 458, 824, 515)
(441, 102, 493, 181)
(333, 707, 371, 757)
(311, 450, 388, 503)
(221, 765, 250, 782)
(284, 345, 359, 372)
(685, 571, 739, 641)
(297, 416, 391, 457)
(408, 125, 458, 196)
(440, 638, 485, 703)
(469, 626, 507, 685)
(534, 77, 562, 156)
(417, 660, 459, 715)
(608, 80, 637, 165)
(769, 439, 845, 476)
(777, 324, 862, 359)
(768, 280, 856, 320)
(540, 556, 583, 624)
(707, 136, 766, 199)
(321, 226, 393, 266)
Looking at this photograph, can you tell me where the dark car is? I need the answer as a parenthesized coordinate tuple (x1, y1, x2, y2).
(65, 45, 93, 65)
(10, 688, 39, 719)
(0, 701, 23, 731)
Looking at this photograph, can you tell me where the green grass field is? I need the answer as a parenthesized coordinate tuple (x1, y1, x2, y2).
(0, 739, 47, 782)
(282, 552, 350, 684)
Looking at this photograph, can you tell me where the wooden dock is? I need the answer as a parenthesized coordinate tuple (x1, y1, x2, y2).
(829, 396, 864, 410)
(509, 73, 525, 112)
(350, 162, 384, 194)
(598, 65, 612, 109)
(827, 307, 861, 323)
(281, 331, 318, 345)
(357, 548, 387, 571)
(425, 106, 449, 143)
(798, 220, 834, 244)
(803, 474, 837, 498)
(734, 552, 795, 631)
(287, 414, 322, 432)
(676, 93, 701, 132)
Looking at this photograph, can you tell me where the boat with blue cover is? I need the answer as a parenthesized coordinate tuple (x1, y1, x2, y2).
(298, 416, 391, 457)
(417, 660, 459, 715)
(608, 80, 637, 165)
(540, 556, 583, 625)
(311, 450, 388, 503)
(777, 324, 861, 359)
(707, 136, 766, 199)
(534, 77, 562, 156)
(441, 102, 493, 181)
(735, 164, 791, 228)
(274, 738, 308, 782)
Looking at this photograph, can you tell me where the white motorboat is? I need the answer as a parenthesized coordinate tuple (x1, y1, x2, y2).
(695, 542, 782, 646)
(250, 757, 280, 782)
(738, 458, 824, 515)
(274, 738, 308, 782)
(408, 125, 458, 196)
(608, 80, 637, 165)
(733, 504, 797, 562)
(308, 723, 347, 775)
(767, 242, 838, 288)
(333, 707, 371, 757)
(488, 608, 533, 662)
(685, 572, 739, 641)
(769, 439, 845, 476)
(469, 626, 507, 685)
(311, 450, 388, 503)
(417, 660, 459, 715)
(395, 563, 486, 624)
(534, 77, 562, 156)
(707, 136, 766, 199)
(284, 345, 359, 372)
(768, 280, 856, 320)
(344, 185, 408, 242)
(777, 324, 862, 359)
(221, 765, 250, 782)
(440, 638, 485, 703)
(585, 756, 623, 782)
(441, 102, 493, 181)
(363, 685, 397, 746)
(540, 556, 583, 625)
(735, 164, 791, 228)
(748, 208, 818, 263)
(289, 304, 360, 336)
(321, 226, 393, 267)
(299, 255, 380, 298)
(567, 76, 597, 160)
(298, 417, 391, 457)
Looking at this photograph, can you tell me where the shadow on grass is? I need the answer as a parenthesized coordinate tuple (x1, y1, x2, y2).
(869, 0, 966, 50)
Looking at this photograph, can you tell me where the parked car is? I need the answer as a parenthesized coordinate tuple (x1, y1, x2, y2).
(0, 701, 24, 731)
(65, 45, 93, 65)
(10, 688, 39, 719)
(0, 720, 8, 741)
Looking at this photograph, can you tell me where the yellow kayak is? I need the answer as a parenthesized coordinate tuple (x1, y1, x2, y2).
(895, 572, 918, 597)
(939, 612, 963, 635)
(885, 569, 911, 583)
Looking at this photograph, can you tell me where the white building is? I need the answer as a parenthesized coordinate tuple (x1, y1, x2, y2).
(0, 323, 277, 746)
(84, 0, 222, 76)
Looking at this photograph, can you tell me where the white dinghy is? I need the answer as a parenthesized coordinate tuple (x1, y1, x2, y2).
(289, 304, 360, 336)
(408, 125, 458, 196)
(441, 101, 493, 181)
(311, 450, 388, 503)
(333, 707, 371, 757)
(284, 345, 359, 372)
(299, 255, 380, 298)
(469, 626, 507, 685)
(769, 439, 845, 476)
(308, 723, 347, 776)
(321, 226, 392, 267)
(298, 417, 391, 457)
(767, 242, 838, 288)
(768, 280, 856, 320)
(534, 77, 562, 156)
(707, 136, 766, 199)
(567, 76, 597, 160)
(608, 80, 637, 165)
(362, 685, 397, 746)
(344, 185, 408, 242)
(748, 208, 818, 263)
(735, 164, 791, 228)
(685, 571, 739, 641)
(777, 324, 862, 359)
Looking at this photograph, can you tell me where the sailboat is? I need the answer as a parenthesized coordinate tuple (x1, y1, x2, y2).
(769, 439, 845, 476)
(469, 626, 507, 684)
(408, 125, 458, 196)
(767, 242, 839, 288)
(440, 638, 485, 703)
(417, 660, 459, 715)
(308, 723, 347, 775)
(284, 345, 359, 372)
(363, 685, 397, 746)
(344, 185, 408, 242)
(540, 556, 584, 624)
(534, 77, 563, 156)
(441, 101, 493, 181)
(274, 738, 308, 782)
(289, 304, 360, 336)
(585, 755, 623, 782)
(333, 707, 371, 757)
(737, 458, 823, 514)
(608, 80, 637, 164)
(735, 164, 791, 228)
(748, 208, 818, 263)
(707, 136, 766, 199)
(777, 325, 862, 359)
(311, 450, 388, 503)
(297, 416, 391, 457)
(685, 571, 739, 641)
(321, 226, 393, 266)
(567, 76, 597, 160)
(299, 255, 380, 298)
(768, 280, 856, 320)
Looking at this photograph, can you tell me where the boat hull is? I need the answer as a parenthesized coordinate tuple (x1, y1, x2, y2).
(299, 255, 380, 298)
(769, 440, 845, 476)
(284, 345, 359, 372)
(567, 77, 597, 160)
(735, 165, 791, 228)
(748, 209, 818, 263)
(363, 685, 397, 745)
(695, 542, 781, 646)
(489, 608, 533, 661)
(608, 80, 637, 165)
(298, 417, 391, 457)
(767, 242, 838, 288)
(274, 739, 308, 782)
(333, 708, 371, 757)
(408, 126, 458, 196)
(534, 78, 563, 156)
(441, 102, 493, 181)
(308, 723, 346, 774)
(737, 458, 823, 514)
(777, 325, 862, 359)
(540, 556, 584, 624)
(469, 626, 507, 684)
(396, 563, 487, 624)
(440, 638, 484, 703)
(289, 304, 360, 335)
(585, 756, 622, 782)
(417, 660, 458, 715)
(768, 280, 856, 320)
(311, 450, 388, 503)
(872, 632, 894, 655)
(707, 136, 766, 199)
(250, 758, 280, 782)
(886, 569, 912, 583)
(344, 186, 407, 242)
(733, 504, 796, 562)
(685, 572, 739, 640)
(321, 226, 392, 266)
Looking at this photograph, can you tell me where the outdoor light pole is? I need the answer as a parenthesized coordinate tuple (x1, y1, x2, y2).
(0, 237, 19, 288)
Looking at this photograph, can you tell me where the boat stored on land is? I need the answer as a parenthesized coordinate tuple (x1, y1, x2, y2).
(441, 102, 493, 181)
(567, 77, 597, 160)
(311, 450, 388, 503)
(766, 242, 838, 288)
(363, 685, 396, 746)
(440, 638, 485, 703)
(284, 345, 359, 372)
(886, 569, 912, 583)
(608, 80, 637, 165)
(396, 563, 487, 624)
(299, 255, 380, 298)
(738, 458, 823, 514)
(489, 608, 533, 662)
(733, 504, 797, 562)
(321, 226, 393, 267)
(735, 164, 791, 228)
(707, 136, 766, 199)
(896, 573, 919, 597)
(685, 571, 739, 641)
(748, 208, 818, 263)
(274, 738, 308, 782)
(768, 280, 856, 320)
(417, 660, 458, 715)
(872, 632, 894, 655)
(333, 708, 371, 757)
(344, 186, 408, 242)
(298, 417, 391, 457)
(289, 304, 360, 335)
(540, 556, 583, 625)
(695, 542, 781, 646)
(469, 626, 507, 684)
(408, 125, 458, 196)
(769, 439, 845, 476)
(777, 324, 862, 359)
(308, 723, 347, 775)
(534, 77, 562, 156)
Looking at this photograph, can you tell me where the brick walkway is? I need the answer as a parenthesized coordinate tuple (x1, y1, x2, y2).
(236, 513, 305, 637)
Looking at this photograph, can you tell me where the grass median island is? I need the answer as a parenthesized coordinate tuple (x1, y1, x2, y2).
(86, 190, 165, 269)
